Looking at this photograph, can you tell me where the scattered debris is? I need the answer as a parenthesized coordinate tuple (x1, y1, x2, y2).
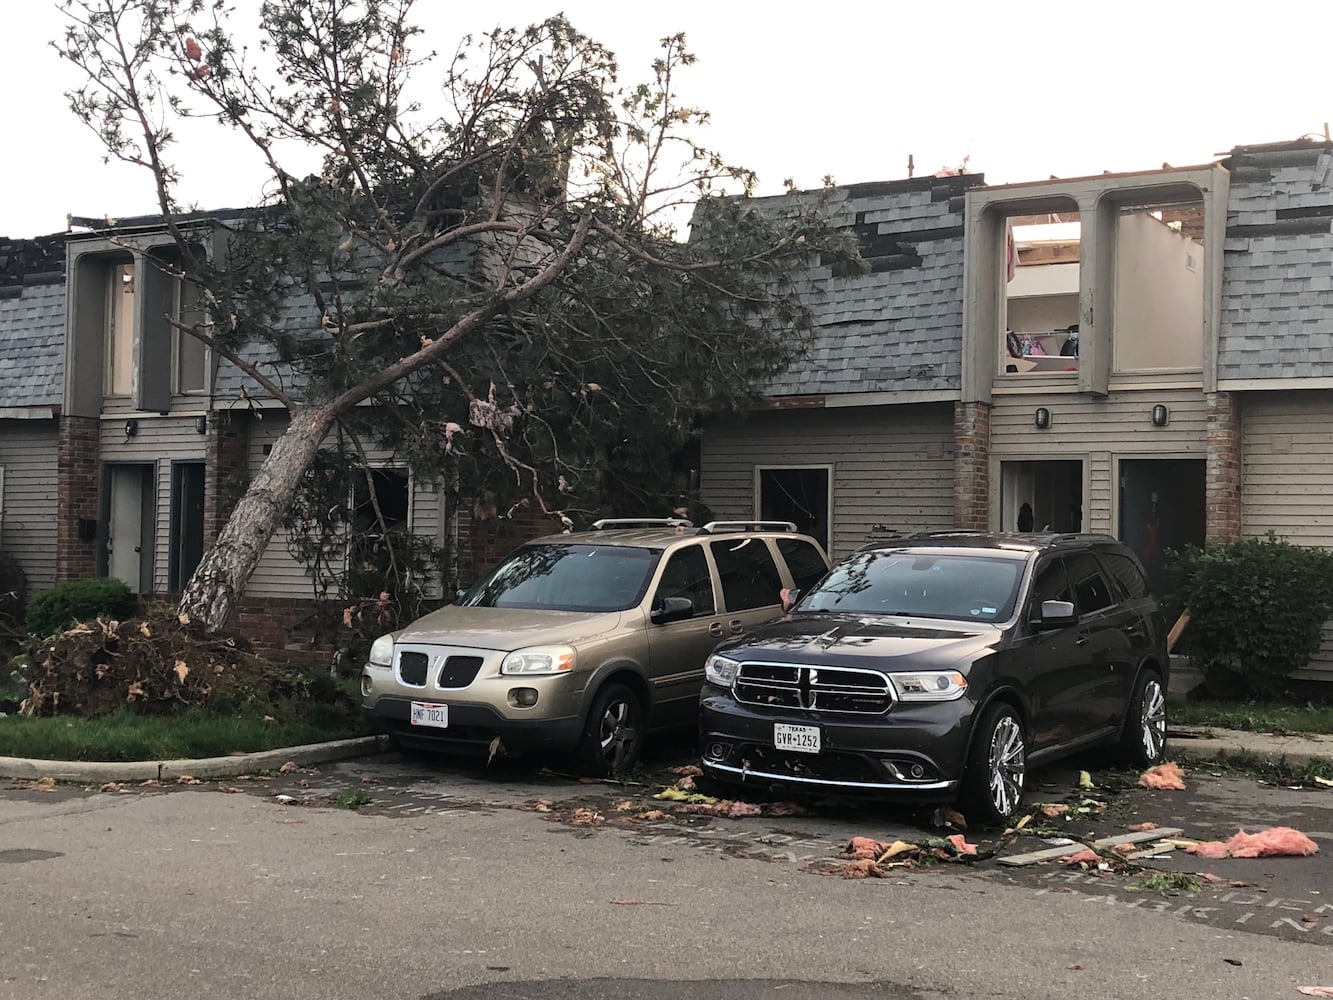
(1315, 777, 1333, 789)
(1298, 987, 1333, 997)
(570, 807, 604, 826)
(996, 827, 1183, 867)
(1078, 770, 1095, 790)
(609, 898, 676, 906)
(1224, 958, 1243, 967)
(931, 805, 968, 829)
(532, 799, 554, 812)
(175, 775, 200, 785)
(669, 765, 703, 777)
(278, 761, 300, 774)
(826, 834, 980, 877)
(1126, 821, 1158, 832)
(1061, 849, 1102, 865)
(682, 800, 762, 818)
(1039, 804, 1069, 819)
(1139, 762, 1186, 791)
(1186, 827, 1319, 859)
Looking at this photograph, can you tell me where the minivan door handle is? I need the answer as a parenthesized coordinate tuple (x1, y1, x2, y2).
(708, 622, 725, 638)
(729, 619, 745, 635)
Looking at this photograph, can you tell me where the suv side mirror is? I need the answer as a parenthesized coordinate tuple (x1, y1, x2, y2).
(780, 588, 800, 612)
(1032, 599, 1076, 630)
(651, 596, 695, 624)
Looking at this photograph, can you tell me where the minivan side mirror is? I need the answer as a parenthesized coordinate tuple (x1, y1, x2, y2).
(1032, 599, 1076, 630)
(454, 589, 467, 604)
(651, 596, 695, 624)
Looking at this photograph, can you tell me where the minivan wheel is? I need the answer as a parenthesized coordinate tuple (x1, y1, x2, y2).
(574, 683, 644, 777)
(959, 703, 1027, 826)
(1121, 671, 1167, 768)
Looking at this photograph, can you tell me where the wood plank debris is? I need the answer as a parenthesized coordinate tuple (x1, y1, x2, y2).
(997, 827, 1184, 867)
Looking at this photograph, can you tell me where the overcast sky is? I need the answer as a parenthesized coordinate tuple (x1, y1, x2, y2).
(4, 1, 1331, 239)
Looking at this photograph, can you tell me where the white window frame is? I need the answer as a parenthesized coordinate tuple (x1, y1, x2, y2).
(753, 463, 834, 552)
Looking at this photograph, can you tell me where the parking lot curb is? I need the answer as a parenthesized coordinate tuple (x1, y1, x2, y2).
(1168, 727, 1332, 768)
(0, 734, 389, 784)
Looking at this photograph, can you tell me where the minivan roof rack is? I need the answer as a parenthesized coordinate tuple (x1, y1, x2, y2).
(590, 518, 693, 530)
(698, 520, 798, 535)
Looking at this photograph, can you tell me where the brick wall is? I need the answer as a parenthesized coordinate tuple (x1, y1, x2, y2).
(456, 496, 559, 585)
(204, 409, 248, 543)
(56, 415, 100, 581)
(953, 401, 991, 531)
(1206, 391, 1242, 543)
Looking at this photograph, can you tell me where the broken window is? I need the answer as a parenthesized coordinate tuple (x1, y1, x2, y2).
(1112, 200, 1205, 373)
(106, 261, 136, 396)
(1001, 208, 1081, 376)
(349, 468, 412, 595)
(756, 466, 831, 552)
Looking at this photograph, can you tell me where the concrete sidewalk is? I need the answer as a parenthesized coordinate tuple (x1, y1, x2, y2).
(0, 734, 388, 783)
(1168, 725, 1332, 766)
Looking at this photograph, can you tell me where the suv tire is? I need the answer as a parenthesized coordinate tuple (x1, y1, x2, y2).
(574, 682, 644, 777)
(959, 702, 1027, 826)
(1120, 670, 1167, 768)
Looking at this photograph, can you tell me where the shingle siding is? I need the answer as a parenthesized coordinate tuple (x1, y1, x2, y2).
(1218, 144, 1333, 382)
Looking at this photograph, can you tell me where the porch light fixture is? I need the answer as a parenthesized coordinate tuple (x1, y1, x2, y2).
(1151, 404, 1170, 427)
(195, 415, 208, 434)
(124, 418, 139, 438)
(1034, 407, 1051, 430)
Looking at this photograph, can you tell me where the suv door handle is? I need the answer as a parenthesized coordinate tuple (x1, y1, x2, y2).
(1076, 635, 1090, 647)
(729, 619, 745, 634)
(708, 622, 725, 637)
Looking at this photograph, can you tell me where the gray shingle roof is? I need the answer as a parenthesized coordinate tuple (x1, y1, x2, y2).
(0, 280, 66, 408)
(1219, 143, 1333, 382)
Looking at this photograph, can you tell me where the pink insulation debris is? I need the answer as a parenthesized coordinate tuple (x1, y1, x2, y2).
(947, 834, 978, 855)
(844, 836, 886, 860)
(1060, 849, 1102, 865)
(1138, 762, 1186, 790)
(1186, 827, 1320, 859)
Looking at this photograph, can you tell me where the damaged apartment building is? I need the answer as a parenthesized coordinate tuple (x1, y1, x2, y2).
(699, 138, 1333, 683)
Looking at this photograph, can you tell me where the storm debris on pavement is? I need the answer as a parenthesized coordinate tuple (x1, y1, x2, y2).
(823, 833, 982, 877)
(651, 781, 804, 819)
(1139, 761, 1187, 790)
(1298, 987, 1333, 997)
(931, 805, 968, 829)
(1185, 826, 1319, 859)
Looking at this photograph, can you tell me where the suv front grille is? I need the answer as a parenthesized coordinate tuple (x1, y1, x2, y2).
(437, 656, 483, 689)
(734, 662, 892, 715)
(398, 651, 429, 686)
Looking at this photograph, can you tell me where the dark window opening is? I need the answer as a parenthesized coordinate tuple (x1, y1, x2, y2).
(350, 469, 412, 597)
(1003, 207, 1081, 375)
(758, 467, 830, 552)
(169, 462, 205, 592)
(1001, 461, 1083, 534)
(710, 538, 783, 612)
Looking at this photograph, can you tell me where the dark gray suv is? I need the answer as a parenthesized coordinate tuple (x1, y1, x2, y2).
(698, 532, 1169, 824)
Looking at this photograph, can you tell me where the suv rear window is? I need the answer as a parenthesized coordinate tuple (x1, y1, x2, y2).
(462, 544, 659, 612)
(1100, 551, 1150, 600)
(777, 537, 828, 591)
(1065, 553, 1116, 615)
(710, 538, 783, 612)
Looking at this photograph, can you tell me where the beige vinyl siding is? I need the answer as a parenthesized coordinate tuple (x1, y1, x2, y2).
(701, 403, 955, 560)
(243, 414, 447, 599)
(989, 388, 1208, 534)
(99, 414, 206, 592)
(0, 421, 59, 589)
(1241, 390, 1333, 682)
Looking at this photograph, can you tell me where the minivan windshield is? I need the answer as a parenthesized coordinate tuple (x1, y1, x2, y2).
(460, 543, 660, 613)
(798, 550, 1024, 622)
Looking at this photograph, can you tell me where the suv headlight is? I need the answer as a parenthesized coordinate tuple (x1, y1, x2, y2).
(705, 654, 739, 687)
(891, 670, 968, 701)
(501, 645, 576, 676)
(368, 634, 395, 668)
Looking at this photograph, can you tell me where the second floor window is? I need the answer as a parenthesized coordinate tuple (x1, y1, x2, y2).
(106, 262, 136, 396)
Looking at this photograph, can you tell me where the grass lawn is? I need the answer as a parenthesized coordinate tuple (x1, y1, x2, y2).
(1172, 699, 1333, 736)
(0, 702, 367, 762)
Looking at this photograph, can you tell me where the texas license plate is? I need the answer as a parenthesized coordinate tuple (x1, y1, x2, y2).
(773, 723, 820, 754)
(410, 702, 449, 728)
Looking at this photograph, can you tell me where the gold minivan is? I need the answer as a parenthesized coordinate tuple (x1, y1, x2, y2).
(361, 519, 829, 775)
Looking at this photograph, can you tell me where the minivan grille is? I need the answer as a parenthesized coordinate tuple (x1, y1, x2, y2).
(733, 662, 892, 715)
(437, 656, 483, 689)
(398, 651, 429, 686)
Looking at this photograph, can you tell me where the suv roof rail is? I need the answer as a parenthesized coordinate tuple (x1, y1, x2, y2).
(590, 517, 694, 530)
(698, 520, 798, 535)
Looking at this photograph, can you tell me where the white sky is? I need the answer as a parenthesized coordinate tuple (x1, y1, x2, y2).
(4, 0, 1332, 239)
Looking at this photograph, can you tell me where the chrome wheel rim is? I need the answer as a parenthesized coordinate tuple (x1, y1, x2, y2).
(1140, 679, 1167, 760)
(988, 716, 1026, 817)
(598, 699, 638, 770)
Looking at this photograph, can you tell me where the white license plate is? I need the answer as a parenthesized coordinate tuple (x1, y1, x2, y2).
(773, 723, 820, 754)
(409, 702, 449, 729)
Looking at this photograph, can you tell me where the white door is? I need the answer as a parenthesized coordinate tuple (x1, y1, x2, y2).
(108, 466, 147, 590)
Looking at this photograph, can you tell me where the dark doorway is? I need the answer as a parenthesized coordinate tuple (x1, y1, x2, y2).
(757, 467, 830, 552)
(1000, 460, 1083, 533)
(1119, 459, 1205, 608)
(169, 462, 206, 592)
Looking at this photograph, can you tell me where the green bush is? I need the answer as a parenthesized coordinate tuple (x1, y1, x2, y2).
(25, 578, 138, 638)
(1169, 533, 1333, 698)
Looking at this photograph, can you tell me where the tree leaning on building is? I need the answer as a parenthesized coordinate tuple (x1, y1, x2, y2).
(55, 0, 858, 632)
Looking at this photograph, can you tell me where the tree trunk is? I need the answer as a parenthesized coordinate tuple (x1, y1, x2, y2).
(178, 406, 335, 633)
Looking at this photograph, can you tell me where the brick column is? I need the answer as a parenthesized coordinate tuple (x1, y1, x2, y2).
(1205, 391, 1242, 544)
(204, 409, 248, 543)
(56, 415, 100, 581)
(953, 401, 991, 531)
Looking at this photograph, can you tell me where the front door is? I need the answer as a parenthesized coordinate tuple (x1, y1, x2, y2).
(105, 464, 154, 592)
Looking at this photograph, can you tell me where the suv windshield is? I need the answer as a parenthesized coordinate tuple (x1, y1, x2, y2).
(798, 550, 1024, 622)
(461, 543, 660, 613)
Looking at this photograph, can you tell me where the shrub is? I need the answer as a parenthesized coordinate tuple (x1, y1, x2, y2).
(0, 551, 28, 636)
(1169, 533, 1333, 698)
(25, 578, 138, 638)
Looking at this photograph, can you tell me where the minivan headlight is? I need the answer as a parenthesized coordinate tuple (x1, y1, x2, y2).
(501, 645, 576, 675)
(891, 671, 968, 701)
(705, 654, 739, 687)
(368, 634, 395, 668)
